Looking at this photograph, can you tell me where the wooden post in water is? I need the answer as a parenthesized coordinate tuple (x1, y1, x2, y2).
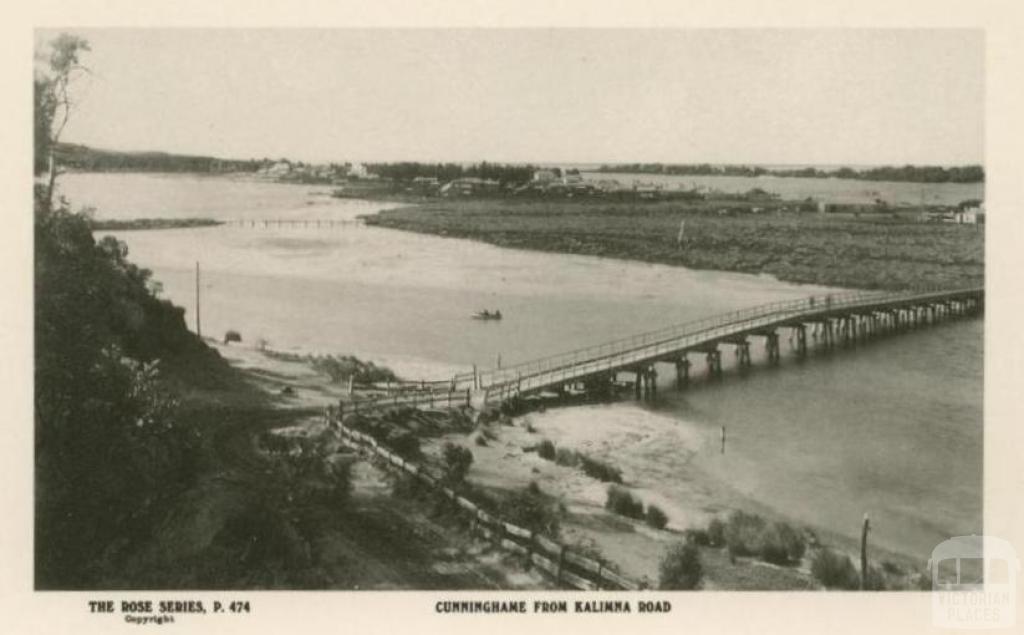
(860, 513, 871, 590)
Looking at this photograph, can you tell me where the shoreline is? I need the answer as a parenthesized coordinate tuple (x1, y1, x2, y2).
(501, 401, 929, 581)
(361, 202, 983, 292)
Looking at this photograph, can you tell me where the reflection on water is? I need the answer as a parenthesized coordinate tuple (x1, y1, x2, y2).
(66, 172, 981, 562)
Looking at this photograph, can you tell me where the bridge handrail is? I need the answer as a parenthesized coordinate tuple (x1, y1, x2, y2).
(478, 286, 982, 389)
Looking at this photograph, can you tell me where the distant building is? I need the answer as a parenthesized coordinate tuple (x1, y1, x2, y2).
(440, 177, 501, 196)
(348, 162, 371, 179)
(265, 160, 292, 177)
(952, 201, 983, 224)
(532, 169, 558, 183)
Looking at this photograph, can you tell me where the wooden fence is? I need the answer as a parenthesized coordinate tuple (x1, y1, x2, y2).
(325, 408, 644, 591)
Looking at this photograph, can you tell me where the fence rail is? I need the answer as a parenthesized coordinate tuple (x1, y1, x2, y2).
(326, 409, 644, 591)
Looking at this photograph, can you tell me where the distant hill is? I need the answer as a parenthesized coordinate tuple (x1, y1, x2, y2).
(55, 142, 264, 173)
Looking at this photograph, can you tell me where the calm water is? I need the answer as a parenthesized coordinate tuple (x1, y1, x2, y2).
(585, 171, 984, 206)
(62, 172, 982, 561)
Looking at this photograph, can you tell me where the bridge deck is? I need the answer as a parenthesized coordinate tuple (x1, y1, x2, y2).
(477, 287, 983, 397)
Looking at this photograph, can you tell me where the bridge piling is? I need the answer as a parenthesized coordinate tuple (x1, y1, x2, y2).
(706, 349, 723, 379)
(675, 357, 690, 389)
(794, 325, 808, 358)
(765, 331, 781, 364)
(737, 340, 752, 370)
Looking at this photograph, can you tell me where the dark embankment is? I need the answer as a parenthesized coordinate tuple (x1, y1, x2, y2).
(364, 198, 984, 290)
(35, 184, 236, 588)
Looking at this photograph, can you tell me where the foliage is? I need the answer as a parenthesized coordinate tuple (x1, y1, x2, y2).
(645, 504, 669, 530)
(720, 511, 806, 566)
(810, 548, 861, 590)
(536, 439, 556, 461)
(34, 184, 209, 588)
(223, 330, 242, 344)
(759, 522, 807, 565)
(366, 161, 538, 185)
(441, 443, 474, 486)
(596, 162, 984, 184)
(706, 517, 726, 547)
(385, 429, 421, 460)
(723, 510, 768, 557)
(684, 528, 711, 546)
(193, 437, 352, 588)
(604, 486, 644, 520)
(499, 483, 560, 538)
(659, 543, 703, 590)
(577, 453, 623, 483)
(309, 354, 398, 385)
(554, 447, 579, 467)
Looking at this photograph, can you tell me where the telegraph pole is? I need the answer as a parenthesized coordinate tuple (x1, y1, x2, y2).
(195, 261, 202, 338)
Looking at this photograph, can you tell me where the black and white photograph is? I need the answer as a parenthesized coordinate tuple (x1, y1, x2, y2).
(5, 3, 1024, 633)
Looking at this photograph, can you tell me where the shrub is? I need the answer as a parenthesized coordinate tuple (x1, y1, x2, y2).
(578, 454, 623, 483)
(441, 442, 473, 485)
(392, 473, 428, 499)
(659, 543, 703, 590)
(707, 518, 726, 547)
(863, 564, 887, 591)
(500, 484, 560, 537)
(537, 439, 556, 461)
(684, 528, 711, 546)
(605, 485, 644, 519)
(760, 521, 807, 565)
(309, 354, 398, 385)
(223, 329, 242, 344)
(555, 447, 579, 467)
(646, 504, 669, 530)
(386, 430, 421, 460)
(724, 510, 767, 557)
(810, 548, 860, 590)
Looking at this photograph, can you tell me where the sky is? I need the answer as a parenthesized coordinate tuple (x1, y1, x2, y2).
(38, 28, 984, 166)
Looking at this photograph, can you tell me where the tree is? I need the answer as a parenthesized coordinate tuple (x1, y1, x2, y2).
(659, 543, 703, 590)
(35, 33, 91, 205)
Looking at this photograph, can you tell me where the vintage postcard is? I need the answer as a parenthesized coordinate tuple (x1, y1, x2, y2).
(3, 2, 1023, 634)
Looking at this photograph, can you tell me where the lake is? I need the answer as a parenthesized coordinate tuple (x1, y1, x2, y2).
(61, 172, 983, 563)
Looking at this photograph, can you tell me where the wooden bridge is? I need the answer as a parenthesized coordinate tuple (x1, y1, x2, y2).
(345, 286, 983, 415)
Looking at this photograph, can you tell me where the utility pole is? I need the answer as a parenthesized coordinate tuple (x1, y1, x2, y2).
(860, 513, 871, 590)
(195, 261, 202, 338)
